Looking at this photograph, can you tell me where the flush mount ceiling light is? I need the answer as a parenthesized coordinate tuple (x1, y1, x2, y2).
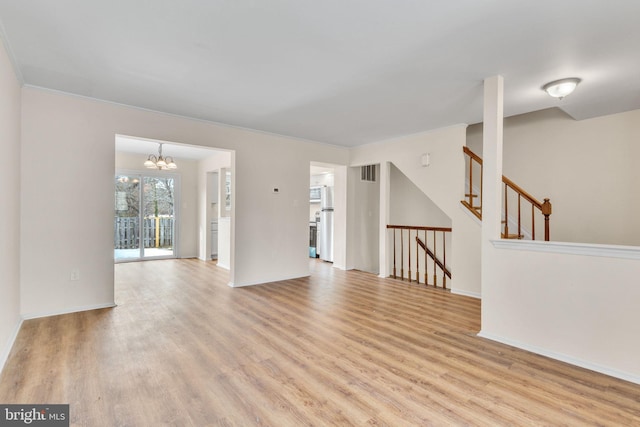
(542, 77, 581, 99)
(144, 143, 177, 170)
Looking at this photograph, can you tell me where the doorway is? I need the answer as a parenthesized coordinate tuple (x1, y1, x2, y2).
(114, 172, 179, 261)
(310, 165, 335, 262)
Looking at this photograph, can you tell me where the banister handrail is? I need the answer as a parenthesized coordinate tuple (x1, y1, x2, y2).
(502, 175, 543, 209)
(463, 145, 483, 163)
(415, 236, 451, 278)
(386, 225, 452, 232)
(461, 146, 552, 241)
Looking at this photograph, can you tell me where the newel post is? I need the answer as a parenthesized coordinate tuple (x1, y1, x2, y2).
(542, 198, 552, 241)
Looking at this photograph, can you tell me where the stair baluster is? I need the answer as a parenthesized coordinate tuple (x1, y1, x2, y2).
(387, 225, 451, 289)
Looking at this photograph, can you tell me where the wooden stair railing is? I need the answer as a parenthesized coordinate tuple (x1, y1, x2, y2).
(462, 146, 483, 221)
(387, 225, 451, 289)
(462, 146, 552, 241)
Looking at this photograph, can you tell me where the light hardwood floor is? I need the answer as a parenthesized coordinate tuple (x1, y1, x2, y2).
(1, 259, 639, 426)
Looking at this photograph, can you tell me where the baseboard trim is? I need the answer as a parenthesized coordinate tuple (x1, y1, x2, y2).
(229, 273, 311, 288)
(0, 317, 23, 376)
(22, 302, 117, 321)
(451, 288, 481, 299)
(478, 330, 640, 385)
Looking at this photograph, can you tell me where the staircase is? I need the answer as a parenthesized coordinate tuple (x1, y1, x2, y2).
(384, 146, 550, 288)
(386, 225, 451, 289)
(462, 146, 552, 241)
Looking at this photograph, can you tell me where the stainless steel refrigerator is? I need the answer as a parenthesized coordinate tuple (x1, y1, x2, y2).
(319, 186, 334, 262)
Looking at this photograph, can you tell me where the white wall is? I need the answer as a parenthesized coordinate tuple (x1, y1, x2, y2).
(19, 87, 349, 316)
(115, 151, 199, 258)
(197, 151, 231, 261)
(389, 163, 451, 227)
(350, 125, 481, 297)
(217, 217, 231, 270)
(0, 37, 22, 371)
(467, 108, 640, 246)
(349, 165, 380, 274)
(481, 241, 640, 384)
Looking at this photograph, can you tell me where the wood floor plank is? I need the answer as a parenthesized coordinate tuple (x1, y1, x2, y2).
(1, 258, 639, 426)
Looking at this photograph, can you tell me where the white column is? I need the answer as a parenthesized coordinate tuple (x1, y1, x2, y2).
(481, 76, 504, 240)
(332, 165, 348, 270)
(378, 162, 391, 278)
(481, 75, 504, 292)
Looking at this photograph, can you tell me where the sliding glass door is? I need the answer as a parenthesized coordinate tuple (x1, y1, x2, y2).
(141, 176, 176, 258)
(115, 172, 178, 261)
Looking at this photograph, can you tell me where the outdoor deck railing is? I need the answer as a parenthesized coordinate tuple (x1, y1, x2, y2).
(114, 216, 174, 249)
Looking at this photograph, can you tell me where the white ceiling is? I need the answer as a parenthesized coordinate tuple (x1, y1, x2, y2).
(2, 1, 639, 147)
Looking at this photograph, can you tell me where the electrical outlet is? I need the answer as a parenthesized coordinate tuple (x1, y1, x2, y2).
(70, 269, 80, 281)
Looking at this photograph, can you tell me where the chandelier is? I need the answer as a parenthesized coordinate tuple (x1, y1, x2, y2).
(144, 143, 177, 170)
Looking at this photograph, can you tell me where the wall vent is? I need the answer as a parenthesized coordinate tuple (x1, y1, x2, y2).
(360, 165, 377, 182)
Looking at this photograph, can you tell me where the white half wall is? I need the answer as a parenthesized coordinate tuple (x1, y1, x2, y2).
(20, 87, 349, 316)
(481, 241, 640, 384)
(217, 217, 231, 270)
(0, 36, 22, 372)
(350, 125, 481, 297)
